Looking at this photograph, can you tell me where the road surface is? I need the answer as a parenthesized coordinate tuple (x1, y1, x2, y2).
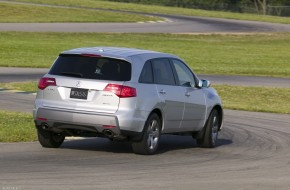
(1, 0, 290, 33)
(1, 67, 290, 87)
(1, 110, 290, 190)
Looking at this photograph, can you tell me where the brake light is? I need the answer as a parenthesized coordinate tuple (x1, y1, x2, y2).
(38, 77, 56, 90)
(81, 54, 101, 58)
(104, 84, 136, 98)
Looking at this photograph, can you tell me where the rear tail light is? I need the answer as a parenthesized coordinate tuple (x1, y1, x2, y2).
(104, 84, 137, 98)
(38, 77, 56, 90)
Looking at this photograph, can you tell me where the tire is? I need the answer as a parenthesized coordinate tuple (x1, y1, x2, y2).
(132, 113, 161, 155)
(196, 109, 219, 148)
(37, 129, 65, 148)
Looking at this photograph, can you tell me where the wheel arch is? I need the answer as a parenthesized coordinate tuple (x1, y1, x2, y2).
(211, 104, 223, 131)
(149, 108, 163, 129)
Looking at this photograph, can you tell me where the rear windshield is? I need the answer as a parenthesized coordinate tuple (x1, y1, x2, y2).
(49, 54, 131, 81)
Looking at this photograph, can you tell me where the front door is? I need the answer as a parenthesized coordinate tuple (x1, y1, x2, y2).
(170, 59, 207, 132)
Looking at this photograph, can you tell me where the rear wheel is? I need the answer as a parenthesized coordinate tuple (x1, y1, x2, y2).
(196, 109, 219, 148)
(37, 129, 65, 148)
(132, 113, 161, 155)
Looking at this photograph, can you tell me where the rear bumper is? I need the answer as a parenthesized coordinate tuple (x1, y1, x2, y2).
(33, 107, 148, 137)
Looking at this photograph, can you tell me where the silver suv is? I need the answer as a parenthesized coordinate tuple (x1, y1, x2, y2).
(34, 47, 223, 155)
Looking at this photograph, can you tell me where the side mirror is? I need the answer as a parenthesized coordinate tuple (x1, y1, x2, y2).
(198, 79, 211, 88)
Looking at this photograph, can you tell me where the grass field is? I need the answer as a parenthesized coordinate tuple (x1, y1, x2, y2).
(213, 85, 290, 114)
(1, 81, 289, 114)
(0, 110, 36, 142)
(1, 32, 290, 77)
(0, 81, 37, 92)
(0, 2, 160, 23)
(10, 0, 290, 24)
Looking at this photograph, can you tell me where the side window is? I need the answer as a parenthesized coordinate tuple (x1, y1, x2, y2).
(171, 59, 195, 87)
(151, 58, 175, 85)
(139, 61, 153, 83)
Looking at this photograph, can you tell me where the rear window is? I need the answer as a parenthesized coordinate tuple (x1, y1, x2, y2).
(49, 54, 131, 81)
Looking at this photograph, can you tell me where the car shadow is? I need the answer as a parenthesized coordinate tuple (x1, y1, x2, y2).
(157, 135, 232, 154)
(60, 135, 233, 154)
(61, 137, 133, 153)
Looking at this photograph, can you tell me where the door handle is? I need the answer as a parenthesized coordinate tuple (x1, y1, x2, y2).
(159, 89, 166, 95)
(185, 92, 190, 97)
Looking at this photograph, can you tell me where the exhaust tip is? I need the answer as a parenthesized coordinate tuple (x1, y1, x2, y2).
(41, 123, 49, 130)
(103, 129, 114, 138)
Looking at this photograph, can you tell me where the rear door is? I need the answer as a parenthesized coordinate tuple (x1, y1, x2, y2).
(41, 54, 131, 114)
(151, 58, 185, 133)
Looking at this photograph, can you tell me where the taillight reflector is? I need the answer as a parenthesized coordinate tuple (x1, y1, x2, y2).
(104, 84, 136, 98)
(36, 117, 47, 121)
(38, 77, 56, 90)
(102, 125, 116, 128)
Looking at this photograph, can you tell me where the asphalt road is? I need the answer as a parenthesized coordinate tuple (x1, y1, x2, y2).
(1, 110, 290, 190)
(1, 0, 290, 33)
(0, 67, 48, 83)
(1, 2, 290, 189)
(3, 19, 290, 33)
(1, 67, 290, 87)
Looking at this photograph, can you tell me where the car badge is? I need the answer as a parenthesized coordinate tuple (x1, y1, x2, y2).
(76, 81, 81, 88)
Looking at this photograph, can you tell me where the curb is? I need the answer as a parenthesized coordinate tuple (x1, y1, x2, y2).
(137, 18, 173, 24)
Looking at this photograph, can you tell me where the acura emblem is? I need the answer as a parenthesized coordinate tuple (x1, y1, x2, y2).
(76, 81, 81, 88)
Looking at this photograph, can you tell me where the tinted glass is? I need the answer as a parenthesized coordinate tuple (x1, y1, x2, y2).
(151, 58, 175, 85)
(171, 59, 195, 87)
(139, 61, 153, 83)
(49, 54, 131, 81)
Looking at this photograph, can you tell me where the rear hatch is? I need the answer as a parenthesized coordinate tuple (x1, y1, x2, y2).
(39, 54, 132, 114)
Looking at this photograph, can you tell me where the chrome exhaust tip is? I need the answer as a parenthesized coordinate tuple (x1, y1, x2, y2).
(103, 129, 115, 138)
(41, 123, 49, 130)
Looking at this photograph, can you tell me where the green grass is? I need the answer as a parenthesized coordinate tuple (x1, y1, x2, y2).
(10, 0, 290, 24)
(0, 2, 161, 22)
(1, 81, 290, 114)
(214, 85, 290, 114)
(0, 110, 36, 142)
(0, 81, 37, 92)
(1, 32, 290, 77)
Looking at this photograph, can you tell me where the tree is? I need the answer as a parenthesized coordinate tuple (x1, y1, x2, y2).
(107, 0, 290, 16)
(255, 0, 267, 15)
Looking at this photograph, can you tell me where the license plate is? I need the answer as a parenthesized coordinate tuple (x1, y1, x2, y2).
(70, 88, 88, 100)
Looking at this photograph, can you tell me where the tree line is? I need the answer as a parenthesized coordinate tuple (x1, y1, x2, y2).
(105, 0, 290, 16)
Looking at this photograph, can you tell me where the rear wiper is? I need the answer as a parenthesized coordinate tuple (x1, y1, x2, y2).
(60, 72, 83, 78)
